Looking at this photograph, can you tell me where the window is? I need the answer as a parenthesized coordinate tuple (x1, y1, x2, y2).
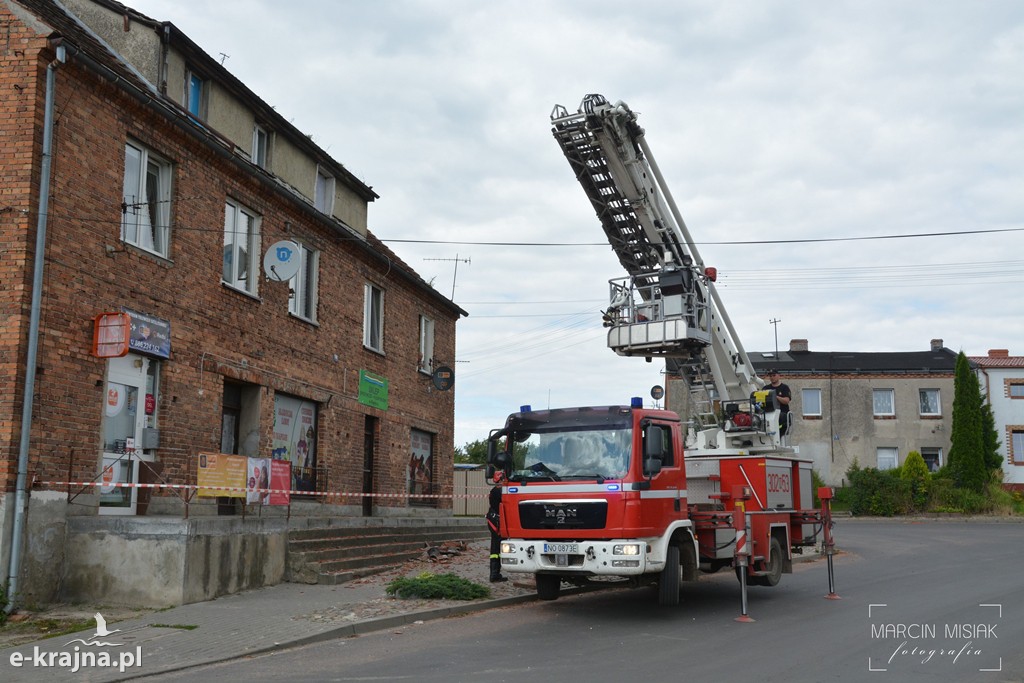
(877, 447, 898, 471)
(418, 315, 435, 374)
(252, 124, 269, 169)
(919, 389, 941, 416)
(801, 388, 822, 417)
(642, 424, 675, 468)
(314, 168, 335, 214)
(122, 141, 172, 256)
(920, 447, 942, 473)
(363, 283, 383, 352)
(288, 243, 318, 321)
(1010, 384, 1024, 399)
(1013, 430, 1024, 465)
(873, 389, 895, 416)
(185, 69, 205, 118)
(222, 199, 260, 294)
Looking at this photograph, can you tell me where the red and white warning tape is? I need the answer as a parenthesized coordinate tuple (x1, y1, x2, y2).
(36, 480, 491, 499)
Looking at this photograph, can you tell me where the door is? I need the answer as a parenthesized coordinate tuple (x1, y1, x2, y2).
(362, 416, 377, 517)
(99, 354, 157, 515)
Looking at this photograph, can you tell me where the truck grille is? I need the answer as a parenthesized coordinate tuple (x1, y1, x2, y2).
(518, 501, 608, 529)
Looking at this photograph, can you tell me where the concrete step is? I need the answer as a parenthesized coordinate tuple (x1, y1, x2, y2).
(289, 528, 485, 554)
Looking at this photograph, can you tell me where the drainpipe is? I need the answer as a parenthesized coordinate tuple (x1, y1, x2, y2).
(6, 42, 65, 614)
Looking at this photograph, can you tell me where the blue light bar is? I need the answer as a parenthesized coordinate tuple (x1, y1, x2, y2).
(630, 397, 643, 408)
(520, 405, 532, 412)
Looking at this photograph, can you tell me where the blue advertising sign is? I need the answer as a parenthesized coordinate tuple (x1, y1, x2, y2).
(123, 308, 171, 358)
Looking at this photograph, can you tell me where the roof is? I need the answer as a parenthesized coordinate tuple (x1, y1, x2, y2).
(748, 347, 960, 376)
(969, 355, 1024, 369)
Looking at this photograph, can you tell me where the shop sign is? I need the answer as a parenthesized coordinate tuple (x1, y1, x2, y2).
(358, 370, 389, 410)
(92, 313, 131, 358)
(123, 308, 171, 358)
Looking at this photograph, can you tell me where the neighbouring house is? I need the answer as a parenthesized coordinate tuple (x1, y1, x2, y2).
(667, 339, 958, 486)
(970, 349, 1024, 492)
(1, 0, 465, 608)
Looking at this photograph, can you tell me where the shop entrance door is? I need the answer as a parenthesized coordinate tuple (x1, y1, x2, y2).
(99, 354, 157, 515)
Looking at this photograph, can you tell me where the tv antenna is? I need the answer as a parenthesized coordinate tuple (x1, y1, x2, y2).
(769, 318, 782, 358)
(424, 254, 470, 300)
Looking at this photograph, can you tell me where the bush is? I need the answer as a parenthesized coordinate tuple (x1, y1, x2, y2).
(385, 572, 490, 600)
(928, 478, 988, 514)
(845, 464, 913, 516)
(900, 451, 931, 510)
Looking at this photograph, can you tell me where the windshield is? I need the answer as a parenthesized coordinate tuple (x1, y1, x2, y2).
(515, 427, 632, 481)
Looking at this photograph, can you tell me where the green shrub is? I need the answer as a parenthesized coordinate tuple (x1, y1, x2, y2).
(928, 478, 988, 514)
(900, 451, 931, 510)
(385, 572, 490, 600)
(845, 464, 913, 516)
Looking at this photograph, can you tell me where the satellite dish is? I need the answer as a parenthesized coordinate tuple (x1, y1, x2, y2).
(431, 366, 455, 391)
(263, 241, 301, 281)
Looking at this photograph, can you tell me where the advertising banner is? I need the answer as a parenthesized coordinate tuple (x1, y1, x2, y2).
(247, 457, 269, 505)
(268, 459, 291, 506)
(197, 453, 246, 498)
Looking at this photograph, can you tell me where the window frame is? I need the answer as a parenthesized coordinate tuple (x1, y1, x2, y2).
(919, 388, 941, 416)
(252, 124, 269, 169)
(1012, 429, 1024, 465)
(363, 283, 384, 353)
(920, 447, 942, 473)
(222, 198, 261, 295)
(872, 388, 896, 417)
(185, 68, 206, 119)
(1009, 383, 1024, 399)
(314, 167, 335, 214)
(288, 242, 319, 322)
(876, 447, 899, 471)
(801, 388, 822, 417)
(122, 140, 172, 257)
(418, 315, 435, 374)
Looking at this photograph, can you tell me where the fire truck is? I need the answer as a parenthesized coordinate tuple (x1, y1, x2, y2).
(487, 95, 835, 608)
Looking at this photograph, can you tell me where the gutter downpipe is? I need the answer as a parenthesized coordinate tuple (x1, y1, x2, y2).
(6, 42, 65, 614)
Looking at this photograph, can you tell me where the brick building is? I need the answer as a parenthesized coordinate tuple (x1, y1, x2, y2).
(1, 0, 465, 606)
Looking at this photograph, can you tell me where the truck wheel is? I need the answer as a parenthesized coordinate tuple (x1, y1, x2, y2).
(658, 544, 681, 606)
(536, 574, 561, 601)
(761, 537, 784, 587)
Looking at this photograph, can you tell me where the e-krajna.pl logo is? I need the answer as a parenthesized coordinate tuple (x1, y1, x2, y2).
(7, 612, 143, 674)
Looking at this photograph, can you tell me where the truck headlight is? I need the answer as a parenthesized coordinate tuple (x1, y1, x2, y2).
(613, 544, 641, 556)
(501, 542, 516, 554)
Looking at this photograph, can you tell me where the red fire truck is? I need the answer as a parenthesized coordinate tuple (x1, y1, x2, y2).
(487, 95, 835, 607)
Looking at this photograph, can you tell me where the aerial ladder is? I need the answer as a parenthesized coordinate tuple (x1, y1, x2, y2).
(550, 94, 782, 452)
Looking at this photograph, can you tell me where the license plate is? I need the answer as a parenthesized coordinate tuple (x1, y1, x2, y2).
(543, 543, 579, 554)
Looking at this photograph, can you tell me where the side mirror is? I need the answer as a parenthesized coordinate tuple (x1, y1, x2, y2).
(643, 457, 663, 477)
(643, 424, 665, 478)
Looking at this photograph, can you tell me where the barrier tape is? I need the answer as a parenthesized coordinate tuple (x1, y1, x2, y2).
(36, 481, 492, 500)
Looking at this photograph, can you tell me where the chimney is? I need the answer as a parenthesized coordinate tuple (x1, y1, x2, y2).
(789, 339, 808, 353)
(988, 349, 1009, 358)
(930, 339, 944, 351)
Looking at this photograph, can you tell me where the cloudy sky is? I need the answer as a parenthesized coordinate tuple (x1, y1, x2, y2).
(123, 0, 1024, 447)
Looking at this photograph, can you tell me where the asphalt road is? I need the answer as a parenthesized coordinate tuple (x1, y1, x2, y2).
(142, 519, 1024, 683)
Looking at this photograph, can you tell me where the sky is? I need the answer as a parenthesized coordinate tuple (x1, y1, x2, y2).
(121, 0, 1024, 447)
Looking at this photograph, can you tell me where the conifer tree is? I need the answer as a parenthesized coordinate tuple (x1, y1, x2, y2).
(948, 352, 986, 492)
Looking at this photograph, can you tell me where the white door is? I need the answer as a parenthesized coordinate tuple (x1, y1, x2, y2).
(99, 354, 157, 515)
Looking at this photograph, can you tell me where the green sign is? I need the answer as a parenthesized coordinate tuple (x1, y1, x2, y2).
(358, 370, 389, 410)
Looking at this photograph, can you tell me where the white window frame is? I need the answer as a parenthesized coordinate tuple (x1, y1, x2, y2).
(314, 168, 335, 214)
(252, 124, 269, 169)
(877, 447, 899, 471)
(418, 315, 435, 374)
(1013, 430, 1024, 464)
(122, 141, 172, 257)
(919, 388, 941, 416)
(363, 283, 383, 352)
(801, 388, 822, 417)
(185, 68, 206, 118)
(222, 199, 261, 295)
(288, 243, 319, 322)
(920, 447, 942, 472)
(873, 388, 895, 417)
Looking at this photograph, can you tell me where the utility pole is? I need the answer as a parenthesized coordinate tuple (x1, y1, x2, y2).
(769, 318, 781, 358)
(424, 254, 471, 300)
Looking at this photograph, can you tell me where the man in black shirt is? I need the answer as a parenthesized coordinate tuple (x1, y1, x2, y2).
(763, 369, 792, 437)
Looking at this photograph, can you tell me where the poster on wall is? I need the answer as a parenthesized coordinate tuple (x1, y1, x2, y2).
(268, 459, 291, 506)
(272, 394, 318, 491)
(197, 453, 246, 498)
(247, 457, 269, 505)
(407, 429, 433, 505)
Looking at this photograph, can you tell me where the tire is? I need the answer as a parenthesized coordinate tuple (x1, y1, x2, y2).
(761, 536, 784, 587)
(536, 574, 561, 601)
(658, 544, 682, 606)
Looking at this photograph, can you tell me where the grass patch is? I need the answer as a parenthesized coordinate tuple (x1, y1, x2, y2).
(150, 623, 198, 630)
(385, 572, 490, 600)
